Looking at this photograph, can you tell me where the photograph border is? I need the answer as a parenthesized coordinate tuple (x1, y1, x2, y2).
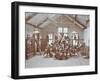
(11, 1, 98, 79)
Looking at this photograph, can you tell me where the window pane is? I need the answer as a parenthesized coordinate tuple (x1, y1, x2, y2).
(72, 31, 78, 39)
(48, 34, 53, 39)
(58, 27, 63, 33)
(63, 28, 68, 33)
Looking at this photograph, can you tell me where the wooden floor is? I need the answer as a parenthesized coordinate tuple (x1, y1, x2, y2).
(25, 53, 89, 68)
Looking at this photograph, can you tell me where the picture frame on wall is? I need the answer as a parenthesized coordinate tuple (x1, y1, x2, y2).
(11, 1, 98, 79)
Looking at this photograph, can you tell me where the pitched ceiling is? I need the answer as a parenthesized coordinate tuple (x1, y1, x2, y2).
(25, 12, 89, 29)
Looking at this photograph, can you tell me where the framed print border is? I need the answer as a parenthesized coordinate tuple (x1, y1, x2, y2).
(11, 1, 98, 79)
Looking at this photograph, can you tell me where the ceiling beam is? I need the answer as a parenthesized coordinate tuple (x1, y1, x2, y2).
(75, 15, 77, 20)
(48, 18, 59, 26)
(26, 23, 43, 29)
(37, 17, 49, 27)
(37, 14, 61, 27)
(86, 17, 89, 25)
(65, 15, 87, 29)
(26, 13, 37, 22)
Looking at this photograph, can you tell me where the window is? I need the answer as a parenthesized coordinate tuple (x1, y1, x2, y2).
(58, 27, 63, 33)
(72, 31, 79, 39)
(58, 27, 68, 38)
(58, 27, 68, 33)
(63, 28, 68, 33)
(48, 34, 53, 45)
(72, 31, 79, 46)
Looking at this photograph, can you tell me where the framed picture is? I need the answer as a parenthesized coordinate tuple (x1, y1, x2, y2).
(11, 1, 98, 79)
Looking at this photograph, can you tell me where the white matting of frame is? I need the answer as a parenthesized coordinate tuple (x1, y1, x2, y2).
(19, 5, 95, 76)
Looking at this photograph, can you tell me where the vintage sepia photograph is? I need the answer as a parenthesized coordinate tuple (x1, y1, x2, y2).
(25, 12, 90, 68)
(11, 2, 97, 79)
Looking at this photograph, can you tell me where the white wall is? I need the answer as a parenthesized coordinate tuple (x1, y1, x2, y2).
(25, 24, 35, 38)
(84, 27, 90, 46)
(0, 0, 99, 81)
